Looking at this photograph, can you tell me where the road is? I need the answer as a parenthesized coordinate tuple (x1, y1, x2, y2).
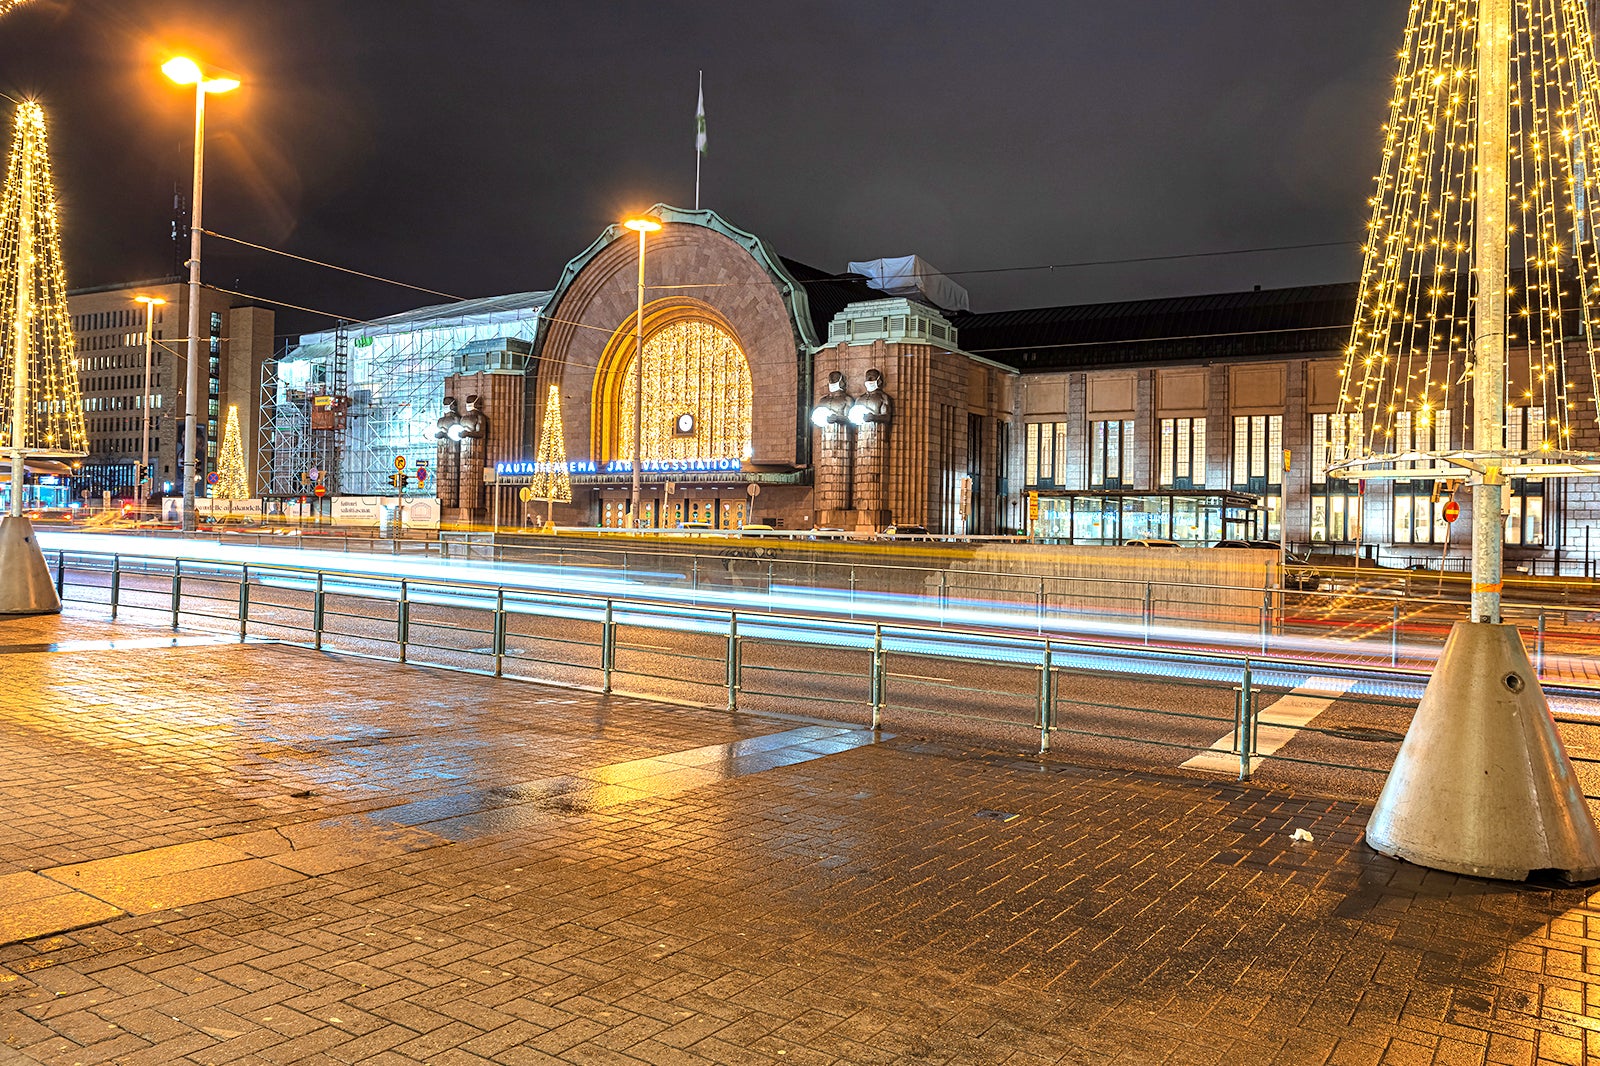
(38, 531, 1600, 810)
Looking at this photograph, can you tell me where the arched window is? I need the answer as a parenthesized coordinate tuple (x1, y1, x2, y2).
(613, 317, 752, 463)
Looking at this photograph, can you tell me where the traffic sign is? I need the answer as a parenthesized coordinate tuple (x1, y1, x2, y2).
(415, 466, 429, 485)
(746, 483, 760, 497)
(206, 472, 218, 486)
(1443, 500, 1460, 523)
(394, 455, 407, 471)
(518, 487, 534, 502)
(309, 466, 320, 482)
(314, 484, 327, 497)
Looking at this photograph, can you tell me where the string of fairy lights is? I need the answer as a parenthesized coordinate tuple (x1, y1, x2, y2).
(1338, 0, 1600, 464)
(0, 101, 86, 458)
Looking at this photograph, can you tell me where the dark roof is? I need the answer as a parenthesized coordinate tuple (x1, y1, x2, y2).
(951, 282, 1358, 371)
(779, 257, 881, 341)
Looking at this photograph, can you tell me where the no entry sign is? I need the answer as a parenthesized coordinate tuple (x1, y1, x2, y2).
(1442, 500, 1460, 523)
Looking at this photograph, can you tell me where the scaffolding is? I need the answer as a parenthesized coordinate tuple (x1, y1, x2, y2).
(258, 291, 551, 498)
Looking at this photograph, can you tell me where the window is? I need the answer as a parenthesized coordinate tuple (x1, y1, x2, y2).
(1504, 406, 1547, 546)
(1310, 412, 1364, 542)
(1232, 414, 1283, 537)
(1023, 420, 1070, 488)
(1392, 409, 1453, 544)
(1089, 419, 1135, 488)
(1157, 417, 1206, 488)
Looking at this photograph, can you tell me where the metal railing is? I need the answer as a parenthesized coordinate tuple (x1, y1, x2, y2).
(40, 529, 1600, 680)
(45, 546, 1600, 801)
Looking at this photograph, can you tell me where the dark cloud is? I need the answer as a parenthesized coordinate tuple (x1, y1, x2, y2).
(0, 0, 1404, 335)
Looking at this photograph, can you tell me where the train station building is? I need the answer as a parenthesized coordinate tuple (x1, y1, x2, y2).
(258, 206, 1600, 572)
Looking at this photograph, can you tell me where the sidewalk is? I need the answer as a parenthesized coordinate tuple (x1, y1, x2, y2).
(0, 612, 1596, 1065)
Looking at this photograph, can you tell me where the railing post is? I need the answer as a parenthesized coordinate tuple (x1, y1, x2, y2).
(397, 579, 410, 663)
(939, 570, 948, 619)
(601, 599, 615, 693)
(726, 612, 741, 713)
(691, 558, 699, 597)
(110, 555, 120, 620)
(1238, 659, 1254, 782)
(1536, 609, 1547, 676)
(238, 564, 249, 642)
(1259, 589, 1270, 653)
(767, 561, 774, 597)
(1142, 581, 1153, 646)
(1036, 577, 1045, 635)
(170, 559, 181, 628)
(493, 588, 506, 678)
(55, 550, 65, 597)
(870, 623, 885, 731)
(1390, 602, 1400, 666)
(313, 571, 325, 650)
(1038, 641, 1054, 754)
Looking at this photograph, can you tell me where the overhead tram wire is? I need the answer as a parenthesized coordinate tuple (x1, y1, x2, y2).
(205, 227, 1357, 309)
(201, 282, 620, 342)
(198, 230, 1361, 337)
(201, 229, 464, 301)
(647, 239, 1361, 291)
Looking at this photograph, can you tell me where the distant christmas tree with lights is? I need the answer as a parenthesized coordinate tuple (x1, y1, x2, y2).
(530, 384, 571, 521)
(0, 101, 86, 463)
(0, 2, 38, 18)
(212, 405, 249, 499)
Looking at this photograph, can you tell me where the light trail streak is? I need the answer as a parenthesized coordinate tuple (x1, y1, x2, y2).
(36, 531, 1599, 713)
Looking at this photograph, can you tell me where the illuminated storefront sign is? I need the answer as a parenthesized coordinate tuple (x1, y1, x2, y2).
(496, 457, 742, 478)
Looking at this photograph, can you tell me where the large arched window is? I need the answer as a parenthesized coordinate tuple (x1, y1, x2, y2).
(612, 317, 753, 464)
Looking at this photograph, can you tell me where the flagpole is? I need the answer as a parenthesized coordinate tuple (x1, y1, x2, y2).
(695, 70, 703, 210)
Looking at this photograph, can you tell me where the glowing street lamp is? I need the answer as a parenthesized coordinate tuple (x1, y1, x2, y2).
(163, 55, 238, 531)
(622, 214, 661, 528)
(134, 295, 165, 504)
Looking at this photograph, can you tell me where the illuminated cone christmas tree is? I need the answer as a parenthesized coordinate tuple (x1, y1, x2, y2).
(212, 405, 249, 500)
(1335, 0, 1600, 881)
(530, 384, 571, 526)
(0, 101, 85, 468)
(0, 100, 82, 615)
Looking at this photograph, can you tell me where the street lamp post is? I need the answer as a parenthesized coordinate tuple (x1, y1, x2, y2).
(163, 56, 238, 532)
(134, 295, 165, 506)
(622, 215, 661, 528)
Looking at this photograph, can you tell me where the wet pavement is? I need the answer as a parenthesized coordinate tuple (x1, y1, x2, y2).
(1, 613, 1599, 1065)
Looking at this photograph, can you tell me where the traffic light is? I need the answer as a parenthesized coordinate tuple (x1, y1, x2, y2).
(388, 472, 406, 491)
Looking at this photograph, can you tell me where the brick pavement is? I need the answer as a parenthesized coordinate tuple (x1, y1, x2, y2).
(1, 612, 1599, 1065)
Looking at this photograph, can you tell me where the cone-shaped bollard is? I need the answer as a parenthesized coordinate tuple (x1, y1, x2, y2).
(0, 514, 60, 615)
(1367, 621, 1600, 882)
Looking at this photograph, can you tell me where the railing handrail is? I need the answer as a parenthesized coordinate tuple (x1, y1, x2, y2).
(48, 544, 1600, 699)
(46, 529, 1600, 616)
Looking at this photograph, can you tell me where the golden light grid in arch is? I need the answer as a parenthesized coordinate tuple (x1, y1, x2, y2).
(614, 318, 753, 465)
(1336, 0, 1600, 465)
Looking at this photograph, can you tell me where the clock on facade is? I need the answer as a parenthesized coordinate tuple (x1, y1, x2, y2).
(674, 413, 696, 435)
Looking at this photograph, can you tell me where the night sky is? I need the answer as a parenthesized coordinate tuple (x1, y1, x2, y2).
(0, 0, 1404, 337)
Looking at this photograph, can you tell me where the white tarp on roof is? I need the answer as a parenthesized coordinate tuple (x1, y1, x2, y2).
(846, 255, 970, 312)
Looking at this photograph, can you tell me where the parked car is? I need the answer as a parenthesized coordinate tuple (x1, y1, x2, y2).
(1124, 538, 1181, 548)
(738, 523, 775, 534)
(881, 524, 931, 539)
(1212, 539, 1283, 550)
